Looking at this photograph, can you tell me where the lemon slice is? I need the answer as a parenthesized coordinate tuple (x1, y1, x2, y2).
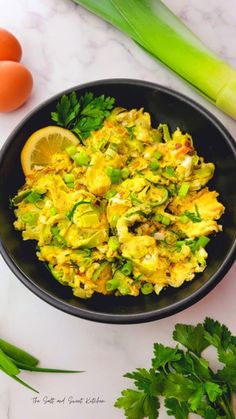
(21, 126, 79, 175)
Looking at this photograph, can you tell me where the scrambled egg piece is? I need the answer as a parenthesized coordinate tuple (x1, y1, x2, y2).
(13, 107, 224, 298)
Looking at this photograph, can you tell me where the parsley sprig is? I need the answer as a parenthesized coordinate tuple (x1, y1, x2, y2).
(51, 91, 115, 140)
(115, 318, 236, 418)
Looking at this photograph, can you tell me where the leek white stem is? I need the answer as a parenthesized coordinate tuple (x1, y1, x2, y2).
(73, 0, 236, 119)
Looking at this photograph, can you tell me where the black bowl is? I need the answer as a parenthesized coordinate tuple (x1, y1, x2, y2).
(0, 79, 235, 324)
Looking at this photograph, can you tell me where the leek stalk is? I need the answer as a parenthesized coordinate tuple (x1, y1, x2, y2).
(72, 0, 236, 119)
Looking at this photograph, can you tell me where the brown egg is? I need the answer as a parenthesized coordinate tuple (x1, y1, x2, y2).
(0, 28, 22, 62)
(0, 61, 33, 112)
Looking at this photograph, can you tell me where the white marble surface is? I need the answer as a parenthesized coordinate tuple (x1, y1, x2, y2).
(0, 0, 235, 418)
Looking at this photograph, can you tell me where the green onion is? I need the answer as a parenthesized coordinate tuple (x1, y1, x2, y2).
(161, 215, 171, 226)
(0, 339, 38, 367)
(196, 236, 210, 249)
(164, 166, 175, 177)
(107, 167, 122, 183)
(106, 278, 120, 291)
(11, 190, 31, 206)
(178, 182, 190, 198)
(154, 213, 171, 226)
(119, 285, 130, 296)
(73, 0, 236, 120)
(179, 215, 189, 224)
(20, 212, 37, 225)
(108, 236, 120, 251)
(65, 145, 78, 157)
(153, 151, 162, 160)
(121, 167, 130, 179)
(141, 283, 154, 295)
(67, 200, 91, 221)
(73, 152, 90, 166)
(64, 173, 75, 184)
(24, 191, 43, 204)
(50, 207, 57, 216)
(0, 338, 83, 394)
(127, 126, 134, 140)
(0, 348, 20, 376)
(92, 261, 109, 281)
(158, 123, 171, 142)
(149, 160, 159, 171)
(105, 189, 117, 200)
(121, 261, 133, 276)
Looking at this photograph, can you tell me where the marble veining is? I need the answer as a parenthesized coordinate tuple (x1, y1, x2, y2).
(0, 0, 235, 418)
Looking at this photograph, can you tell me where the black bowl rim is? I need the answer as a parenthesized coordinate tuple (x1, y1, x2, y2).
(0, 78, 236, 324)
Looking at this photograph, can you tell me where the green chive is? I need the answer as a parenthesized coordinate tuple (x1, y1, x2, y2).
(141, 283, 154, 295)
(0, 339, 38, 367)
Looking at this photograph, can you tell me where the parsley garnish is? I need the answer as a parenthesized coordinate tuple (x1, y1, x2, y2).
(115, 318, 236, 418)
(51, 91, 115, 140)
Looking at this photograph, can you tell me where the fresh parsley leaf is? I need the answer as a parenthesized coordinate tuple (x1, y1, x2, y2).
(173, 323, 209, 355)
(163, 373, 196, 401)
(115, 318, 236, 419)
(202, 407, 219, 419)
(115, 389, 159, 419)
(51, 91, 115, 140)
(125, 368, 164, 396)
(217, 350, 236, 392)
(173, 352, 212, 382)
(188, 385, 204, 411)
(204, 317, 234, 351)
(204, 381, 222, 402)
(51, 92, 80, 127)
(165, 398, 189, 419)
(152, 344, 182, 370)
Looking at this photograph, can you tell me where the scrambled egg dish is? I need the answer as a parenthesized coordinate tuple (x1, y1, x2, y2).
(13, 108, 224, 298)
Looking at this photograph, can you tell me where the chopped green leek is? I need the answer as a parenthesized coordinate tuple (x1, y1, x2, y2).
(196, 236, 210, 249)
(73, 152, 90, 166)
(92, 261, 109, 281)
(149, 160, 159, 171)
(108, 236, 120, 251)
(72, 0, 236, 120)
(65, 145, 78, 157)
(153, 151, 162, 160)
(178, 182, 190, 198)
(158, 123, 171, 142)
(141, 282, 154, 295)
(24, 191, 43, 204)
(121, 261, 133, 276)
(107, 167, 122, 183)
